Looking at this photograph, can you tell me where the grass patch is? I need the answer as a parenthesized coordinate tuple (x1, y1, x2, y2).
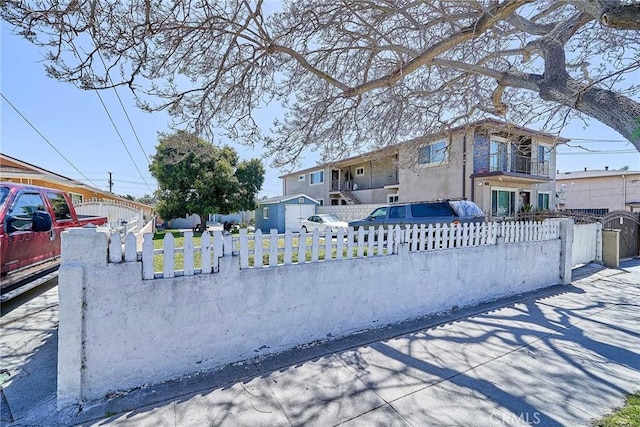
(150, 230, 387, 272)
(594, 391, 640, 427)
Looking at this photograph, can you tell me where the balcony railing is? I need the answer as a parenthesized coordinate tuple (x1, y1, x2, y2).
(331, 171, 399, 191)
(474, 153, 550, 177)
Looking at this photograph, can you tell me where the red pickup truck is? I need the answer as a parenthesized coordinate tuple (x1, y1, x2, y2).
(0, 182, 108, 299)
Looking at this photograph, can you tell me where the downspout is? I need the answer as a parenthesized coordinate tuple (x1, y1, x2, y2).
(622, 174, 626, 210)
(462, 135, 467, 199)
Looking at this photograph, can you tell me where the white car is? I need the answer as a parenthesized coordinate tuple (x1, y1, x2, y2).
(300, 214, 349, 233)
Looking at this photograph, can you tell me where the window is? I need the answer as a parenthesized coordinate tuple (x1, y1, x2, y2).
(0, 187, 9, 209)
(309, 170, 324, 185)
(263, 207, 269, 219)
(70, 192, 83, 205)
(368, 207, 387, 219)
(7, 192, 47, 231)
(538, 192, 550, 210)
(538, 145, 551, 163)
(46, 192, 72, 221)
(298, 174, 305, 182)
(490, 139, 508, 172)
(298, 197, 305, 204)
(388, 206, 406, 219)
(419, 141, 447, 165)
(491, 189, 516, 217)
(411, 202, 454, 218)
(388, 193, 399, 203)
(355, 167, 365, 176)
(537, 145, 552, 175)
(317, 198, 324, 206)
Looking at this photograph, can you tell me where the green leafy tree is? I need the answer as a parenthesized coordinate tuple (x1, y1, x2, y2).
(136, 193, 159, 206)
(149, 131, 265, 231)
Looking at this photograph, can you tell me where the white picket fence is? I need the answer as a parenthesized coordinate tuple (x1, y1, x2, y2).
(107, 220, 560, 280)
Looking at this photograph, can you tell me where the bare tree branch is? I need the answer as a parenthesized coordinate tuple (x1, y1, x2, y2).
(2, 0, 639, 167)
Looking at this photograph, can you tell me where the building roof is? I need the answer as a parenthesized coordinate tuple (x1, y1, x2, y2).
(556, 169, 640, 180)
(1, 153, 88, 186)
(0, 152, 154, 211)
(280, 118, 569, 178)
(257, 194, 319, 205)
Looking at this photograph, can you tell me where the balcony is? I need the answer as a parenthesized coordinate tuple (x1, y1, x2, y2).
(472, 153, 550, 183)
(330, 170, 399, 192)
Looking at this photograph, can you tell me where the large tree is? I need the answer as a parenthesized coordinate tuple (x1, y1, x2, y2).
(2, 1, 639, 167)
(150, 131, 264, 231)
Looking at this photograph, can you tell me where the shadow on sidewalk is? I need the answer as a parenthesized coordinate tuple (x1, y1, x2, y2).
(6, 263, 638, 426)
(76, 268, 639, 426)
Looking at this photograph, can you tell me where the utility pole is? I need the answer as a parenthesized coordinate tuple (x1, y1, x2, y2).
(108, 172, 114, 193)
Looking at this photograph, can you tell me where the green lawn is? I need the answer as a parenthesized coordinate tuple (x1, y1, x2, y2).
(151, 230, 384, 272)
(594, 392, 640, 427)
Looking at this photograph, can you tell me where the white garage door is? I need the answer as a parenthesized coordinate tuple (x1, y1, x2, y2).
(285, 204, 316, 232)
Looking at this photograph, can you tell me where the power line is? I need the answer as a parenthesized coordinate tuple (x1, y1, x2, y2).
(97, 52, 151, 166)
(93, 89, 154, 193)
(1, 92, 100, 188)
(565, 138, 630, 142)
(557, 150, 638, 155)
(67, 43, 154, 194)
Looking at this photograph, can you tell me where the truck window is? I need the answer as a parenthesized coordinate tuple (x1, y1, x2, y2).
(7, 192, 47, 231)
(388, 206, 406, 219)
(411, 202, 455, 217)
(0, 187, 8, 209)
(369, 207, 388, 219)
(46, 192, 72, 221)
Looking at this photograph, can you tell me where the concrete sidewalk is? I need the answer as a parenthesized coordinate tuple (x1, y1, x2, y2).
(1, 260, 639, 426)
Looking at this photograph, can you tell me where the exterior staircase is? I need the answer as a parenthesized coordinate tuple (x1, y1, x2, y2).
(339, 190, 362, 205)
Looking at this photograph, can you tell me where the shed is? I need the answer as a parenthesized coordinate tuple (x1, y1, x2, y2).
(255, 194, 319, 233)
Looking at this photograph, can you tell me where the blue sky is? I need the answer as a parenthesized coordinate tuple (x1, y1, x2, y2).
(2, 24, 639, 198)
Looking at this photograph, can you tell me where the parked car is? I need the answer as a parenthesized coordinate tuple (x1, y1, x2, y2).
(0, 182, 108, 299)
(348, 200, 485, 230)
(300, 214, 349, 233)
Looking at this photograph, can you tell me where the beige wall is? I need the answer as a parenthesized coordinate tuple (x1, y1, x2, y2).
(557, 173, 640, 212)
(398, 130, 466, 202)
(281, 126, 561, 215)
(283, 167, 331, 204)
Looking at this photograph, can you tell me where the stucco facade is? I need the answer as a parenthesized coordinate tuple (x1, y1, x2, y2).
(556, 169, 640, 213)
(281, 120, 565, 218)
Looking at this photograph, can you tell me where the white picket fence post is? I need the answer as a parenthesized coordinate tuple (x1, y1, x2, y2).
(128, 220, 563, 277)
(201, 231, 212, 274)
(324, 229, 333, 260)
(269, 229, 278, 267)
(298, 229, 307, 264)
(254, 229, 264, 268)
(284, 230, 293, 265)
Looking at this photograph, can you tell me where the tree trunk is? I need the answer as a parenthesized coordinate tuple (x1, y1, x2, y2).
(539, 78, 640, 150)
(197, 214, 208, 233)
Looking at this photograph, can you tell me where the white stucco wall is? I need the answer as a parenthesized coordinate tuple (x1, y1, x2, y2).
(319, 204, 380, 221)
(58, 222, 572, 407)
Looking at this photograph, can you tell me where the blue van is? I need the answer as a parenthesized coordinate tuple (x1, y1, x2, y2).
(348, 200, 485, 230)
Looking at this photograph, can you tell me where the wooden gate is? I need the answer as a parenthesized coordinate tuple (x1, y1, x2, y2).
(602, 211, 640, 259)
